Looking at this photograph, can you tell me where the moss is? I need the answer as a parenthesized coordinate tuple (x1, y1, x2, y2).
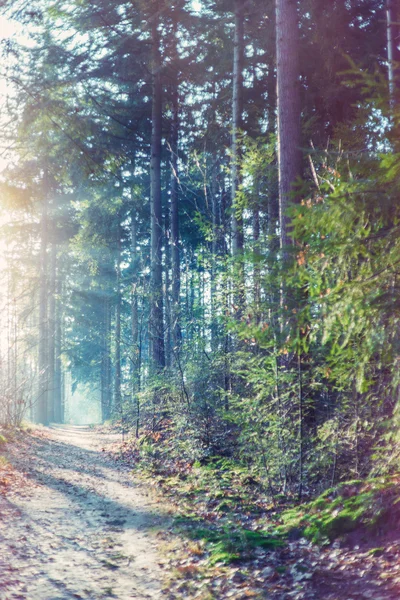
(279, 476, 400, 544)
(368, 547, 384, 556)
(179, 523, 283, 565)
(275, 566, 287, 574)
(208, 547, 240, 566)
(240, 529, 284, 550)
(0, 434, 7, 445)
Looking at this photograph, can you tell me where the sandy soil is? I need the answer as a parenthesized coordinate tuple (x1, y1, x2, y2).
(0, 425, 168, 600)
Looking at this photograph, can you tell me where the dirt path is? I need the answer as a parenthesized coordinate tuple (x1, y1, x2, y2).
(0, 425, 168, 600)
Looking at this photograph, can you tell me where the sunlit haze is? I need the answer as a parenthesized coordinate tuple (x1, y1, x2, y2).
(0, 4, 399, 598)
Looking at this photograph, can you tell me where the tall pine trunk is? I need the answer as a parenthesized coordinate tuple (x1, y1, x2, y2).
(210, 158, 220, 350)
(54, 272, 63, 423)
(231, 0, 245, 308)
(37, 184, 49, 425)
(253, 194, 261, 317)
(170, 35, 181, 354)
(150, 11, 165, 369)
(164, 209, 172, 367)
(276, 0, 304, 498)
(387, 0, 400, 105)
(47, 241, 57, 423)
(131, 208, 140, 389)
(276, 0, 302, 256)
(114, 233, 122, 410)
(101, 296, 112, 421)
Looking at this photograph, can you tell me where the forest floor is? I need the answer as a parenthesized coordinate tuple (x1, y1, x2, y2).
(0, 425, 167, 600)
(1, 427, 400, 600)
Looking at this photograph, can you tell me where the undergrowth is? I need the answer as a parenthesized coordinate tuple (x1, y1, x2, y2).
(277, 477, 400, 544)
(112, 427, 400, 556)
(112, 433, 286, 566)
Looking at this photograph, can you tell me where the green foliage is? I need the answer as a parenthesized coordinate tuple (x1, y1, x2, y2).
(183, 525, 283, 566)
(2, 0, 398, 516)
(278, 477, 399, 543)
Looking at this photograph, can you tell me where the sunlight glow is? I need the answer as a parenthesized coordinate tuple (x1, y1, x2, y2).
(191, 0, 202, 14)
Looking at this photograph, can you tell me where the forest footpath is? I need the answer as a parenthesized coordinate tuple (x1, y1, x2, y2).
(0, 426, 167, 600)
(2, 428, 400, 600)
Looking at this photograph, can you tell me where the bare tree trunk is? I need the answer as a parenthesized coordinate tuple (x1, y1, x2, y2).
(12, 294, 18, 425)
(253, 197, 261, 316)
(387, 0, 400, 105)
(209, 77, 221, 350)
(37, 182, 49, 425)
(47, 241, 57, 423)
(114, 233, 122, 410)
(131, 205, 142, 437)
(210, 158, 220, 351)
(150, 11, 165, 369)
(54, 271, 63, 423)
(250, 45, 262, 319)
(170, 22, 182, 355)
(131, 208, 140, 389)
(231, 0, 245, 307)
(276, 0, 302, 256)
(164, 210, 172, 367)
(101, 296, 112, 421)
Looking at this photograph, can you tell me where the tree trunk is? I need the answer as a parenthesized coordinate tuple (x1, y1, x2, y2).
(131, 208, 140, 389)
(54, 271, 63, 423)
(101, 296, 112, 421)
(150, 11, 165, 369)
(114, 233, 122, 410)
(170, 41, 182, 355)
(47, 241, 57, 423)
(164, 209, 172, 367)
(210, 158, 220, 350)
(37, 183, 49, 425)
(276, 0, 302, 256)
(387, 0, 400, 105)
(131, 206, 141, 436)
(253, 199, 261, 316)
(231, 0, 245, 306)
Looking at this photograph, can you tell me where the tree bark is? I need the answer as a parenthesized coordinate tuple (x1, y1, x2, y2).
(387, 0, 400, 105)
(170, 34, 182, 354)
(101, 295, 112, 421)
(150, 11, 165, 369)
(37, 178, 49, 425)
(276, 0, 302, 256)
(47, 241, 57, 423)
(54, 271, 63, 423)
(210, 158, 220, 350)
(209, 78, 221, 350)
(164, 209, 172, 367)
(231, 0, 245, 292)
(253, 197, 261, 315)
(131, 207, 140, 389)
(114, 231, 122, 410)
